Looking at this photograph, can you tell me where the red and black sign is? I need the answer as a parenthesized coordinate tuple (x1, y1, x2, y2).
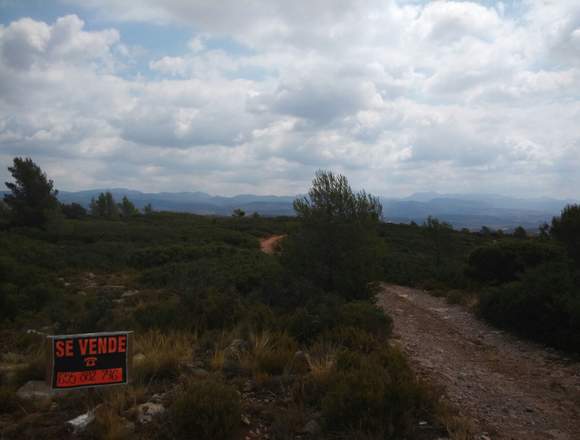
(47, 331, 133, 390)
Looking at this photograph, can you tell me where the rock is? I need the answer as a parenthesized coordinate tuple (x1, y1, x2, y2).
(289, 351, 311, 375)
(151, 393, 165, 403)
(137, 402, 165, 424)
(67, 410, 95, 433)
(122, 290, 139, 298)
(223, 340, 248, 376)
(26, 329, 46, 336)
(119, 418, 135, 434)
(223, 350, 242, 375)
(301, 419, 321, 436)
(17, 381, 54, 400)
(191, 368, 209, 378)
(243, 380, 255, 392)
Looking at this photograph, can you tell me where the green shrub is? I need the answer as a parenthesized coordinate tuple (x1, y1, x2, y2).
(323, 327, 380, 354)
(322, 349, 434, 438)
(128, 244, 236, 268)
(478, 262, 580, 352)
(240, 302, 276, 333)
(170, 379, 241, 440)
(180, 288, 242, 330)
(338, 301, 392, 338)
(256, 349, 293, 375)
(134, 300, 181, 330)
(467, 240, 565, 285)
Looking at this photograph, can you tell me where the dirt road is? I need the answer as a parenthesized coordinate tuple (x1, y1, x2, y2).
(377, 284, 580, 440)
(259, 235, 285, 255)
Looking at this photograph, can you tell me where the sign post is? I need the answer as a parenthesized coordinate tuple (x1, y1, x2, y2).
(47, 331, 133, 390)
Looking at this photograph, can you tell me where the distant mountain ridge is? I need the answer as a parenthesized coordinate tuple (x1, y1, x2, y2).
(2, 189, 576, 230)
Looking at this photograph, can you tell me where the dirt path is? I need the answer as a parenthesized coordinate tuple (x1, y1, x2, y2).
(259, 235, 285, 255)
(377, 284, 580, 440)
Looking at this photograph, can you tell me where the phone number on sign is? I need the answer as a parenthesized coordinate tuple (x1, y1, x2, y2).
(56, 368, 123, 387)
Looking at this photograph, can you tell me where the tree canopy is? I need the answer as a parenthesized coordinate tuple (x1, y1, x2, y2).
(283, 170, 385, 300)
(90, 192, 120, 219)
(551, 204, 580, 265)
(3, 157, 59, 228)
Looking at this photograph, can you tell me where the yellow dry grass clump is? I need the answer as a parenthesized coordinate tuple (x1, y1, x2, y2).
(133, 329, 196, 384)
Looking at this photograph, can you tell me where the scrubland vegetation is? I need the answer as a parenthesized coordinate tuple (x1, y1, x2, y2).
(0, 161, 439, 439)
(380, 205, 580, 355)
(1, 157, 579, 439)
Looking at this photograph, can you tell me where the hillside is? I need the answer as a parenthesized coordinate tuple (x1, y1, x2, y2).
(4, 188, 573, 230)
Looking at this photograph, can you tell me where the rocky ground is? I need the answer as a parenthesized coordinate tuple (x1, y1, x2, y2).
(377, 284, 580, 440)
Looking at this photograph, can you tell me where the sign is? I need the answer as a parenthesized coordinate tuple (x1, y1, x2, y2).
(47, 331, 133, 390)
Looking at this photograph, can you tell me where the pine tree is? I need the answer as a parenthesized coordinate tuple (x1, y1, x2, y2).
(283, 170, 385, 300)
(3, 157, 59, 227)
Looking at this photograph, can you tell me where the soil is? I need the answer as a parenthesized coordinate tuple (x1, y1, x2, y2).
(377, 284, 580, 440)
(259, 235, 285, 255)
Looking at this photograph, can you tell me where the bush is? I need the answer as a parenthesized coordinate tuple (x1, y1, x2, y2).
(282, 171, 385, 301)
(323, 327, 381, 354)
(250, 331, 298, 375)
(134, 300, 181, 330)
(466, 240, 566, 285)
(338, 301, 392, 338)
(322, 349, 434, 438)
(478, 262, 580, 352)
(170, 379, 241, 440)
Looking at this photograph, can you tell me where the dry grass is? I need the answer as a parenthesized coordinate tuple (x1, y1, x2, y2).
(133, 330, 195, 384)
(91, 386, 147, 440)
(435, 400, 475, 440)
(210, 349, 225, 371)
(249, 330, 273, 357)
(308, 340, 338, 377)
(246, 331, 297, 376)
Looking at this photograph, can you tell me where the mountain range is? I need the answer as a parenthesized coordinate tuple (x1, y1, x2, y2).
(44, 189, 576, 231)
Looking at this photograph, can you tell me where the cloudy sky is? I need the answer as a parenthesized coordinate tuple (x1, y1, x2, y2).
(0, 0, 579, 197)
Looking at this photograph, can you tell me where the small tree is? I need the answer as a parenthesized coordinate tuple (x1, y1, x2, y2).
(90, 192, 119, 219)
(143, 203, 154, 215)
(61, 202, 87, 220)
(480, 226, 492, 236)
(3, 157, 59, 228)
(538, 222, 550, 238)
(232, 208, 245, 217)
(0, 200, 10, 229)
(119, 196, 139, 218)
(423, 216, 453, 268)
(513, 226, 527, 239)
(551, 204, 580, 265)
(282, 170, 385, 300)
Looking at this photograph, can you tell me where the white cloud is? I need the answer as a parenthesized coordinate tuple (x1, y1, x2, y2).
(1, 2, 580, 198)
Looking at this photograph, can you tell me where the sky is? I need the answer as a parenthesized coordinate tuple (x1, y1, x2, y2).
(0, 0, 579, 198)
